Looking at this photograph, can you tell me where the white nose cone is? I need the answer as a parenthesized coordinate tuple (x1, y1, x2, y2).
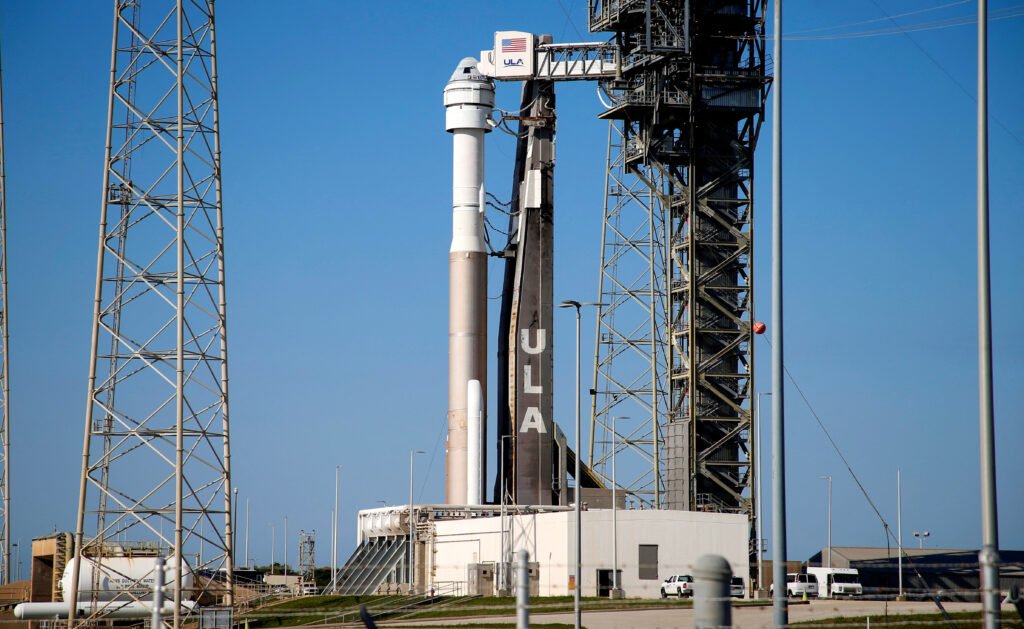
(444, 57, 495, 133)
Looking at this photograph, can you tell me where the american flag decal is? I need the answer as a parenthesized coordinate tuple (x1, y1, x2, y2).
(501, 37, 527, 53)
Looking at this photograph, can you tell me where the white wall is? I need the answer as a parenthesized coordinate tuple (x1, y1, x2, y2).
(429, 509, 748, 598)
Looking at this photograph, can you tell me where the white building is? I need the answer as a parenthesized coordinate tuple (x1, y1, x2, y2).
(428, 508, 748, 598)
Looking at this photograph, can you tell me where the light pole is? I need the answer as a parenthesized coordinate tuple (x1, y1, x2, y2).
(332, 465, 340, 593)
(611, 416, 629, 599)
(771, 0, 789, 626)
(897, 468, 904, 600)
(819, 475, 832, 568)
(245, 498, 250, 569)
(913, 530, 930, 549)
(284, 515, 289, 577)
(409, 450, 424, 593)
(559, 299, 604, 629)
(499, 434, 513, 594)
(756, 391, 771, 594)
(976, 3, 1001, 629)
(270, 523, 276, 574)
(233, 488, 239, 567)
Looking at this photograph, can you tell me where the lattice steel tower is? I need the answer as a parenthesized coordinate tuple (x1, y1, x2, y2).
(589, 0, 767, 519)
(70, 0, 232, 624)
(298, 531, 316, 585)
(0, 43, 10, 586)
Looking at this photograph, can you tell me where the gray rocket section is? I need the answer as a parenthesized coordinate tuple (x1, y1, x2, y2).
(499, 79, 557, 506)
(444, 58, 494, 504)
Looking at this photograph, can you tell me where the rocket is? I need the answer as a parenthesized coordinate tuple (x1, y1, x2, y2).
(444, 58, 494, 504)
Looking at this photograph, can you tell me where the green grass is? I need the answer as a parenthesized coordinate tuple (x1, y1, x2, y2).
(792, 610, 1024, 629)
(382, 625, 576, 629)
(236, 593, 701, 627)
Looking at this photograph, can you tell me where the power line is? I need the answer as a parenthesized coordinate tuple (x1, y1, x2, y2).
(785, 0, 971, 36)
(785, 6, 1024, 40)
(865, 0, 1024, 149)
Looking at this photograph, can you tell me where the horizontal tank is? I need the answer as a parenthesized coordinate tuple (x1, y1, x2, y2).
(359, 510, 407, 539)
(61, 556, 193, 603)
(15, 601, 196, 620)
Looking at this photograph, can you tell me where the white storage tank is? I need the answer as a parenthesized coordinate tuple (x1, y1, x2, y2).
(60, 556, 194, 602)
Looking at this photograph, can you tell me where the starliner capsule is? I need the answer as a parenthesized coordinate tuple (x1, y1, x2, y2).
(444, 58, 494, 504)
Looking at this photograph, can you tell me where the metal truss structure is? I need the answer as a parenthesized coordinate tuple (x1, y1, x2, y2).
(71, 0, 232, 625)
(588, 0, 768, 522)
(299, 531, 316, 585)
(0, 46, 10, 586)
(589, 121, 669, 507)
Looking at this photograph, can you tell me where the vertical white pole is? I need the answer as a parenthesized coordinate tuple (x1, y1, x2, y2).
(573, 308, 582, 629)
(827, 476, 832, 569)
(976, 2, 1001, 628)
(897, 468, 903, 599)
(333, 465, 339, 592)
(771, 0, 788, 625)
(612, 416, 618, 595)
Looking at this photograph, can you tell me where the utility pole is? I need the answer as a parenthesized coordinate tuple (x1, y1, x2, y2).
(332, 465, 339, 592)
(976, 2, 1001, 628)
(69, 2, 231, 625)
(897, 469, 904, 600)
(409, 450, 423, 592)
(0, 44, 10, 587)
(771, 1, 789, 627)
(820, 475, 831, 568)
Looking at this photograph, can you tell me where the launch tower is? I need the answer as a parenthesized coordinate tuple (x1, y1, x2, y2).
(589, 0, 768, 521)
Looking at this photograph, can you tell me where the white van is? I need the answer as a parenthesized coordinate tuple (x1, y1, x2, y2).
(770, 572, 819, 598)
(806, 567, 863, 598)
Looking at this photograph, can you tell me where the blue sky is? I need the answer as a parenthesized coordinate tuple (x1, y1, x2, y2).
(0, 0, 1021, 574)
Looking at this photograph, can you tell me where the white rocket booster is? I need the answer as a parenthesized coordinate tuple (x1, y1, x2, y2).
(444, 58, 494, 504)
(466, 379, 484, 506)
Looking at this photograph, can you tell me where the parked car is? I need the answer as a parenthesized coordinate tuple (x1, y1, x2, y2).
(730, 576, 745, 598)
(769, 572, 819, 598)
(660, 574, 695, 598)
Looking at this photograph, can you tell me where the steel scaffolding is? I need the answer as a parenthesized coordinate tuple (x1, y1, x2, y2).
(588, 0, 768, 521)
(70, 1, 232, 625)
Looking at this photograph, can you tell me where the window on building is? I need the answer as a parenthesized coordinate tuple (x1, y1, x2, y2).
(638, 544, 659, 580)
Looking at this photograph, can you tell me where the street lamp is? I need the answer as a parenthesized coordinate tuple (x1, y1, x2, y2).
(558, 299, 604, 629)
(755, 391, 771, 594)
(499, 434, 513, 594)
(409, 449, 424, 593)
(611, 415, 629, 599)
(270, 523, 276, 574)
(913, 530, 930, 549)
(819, 475, 832, 569)
(245, 497, 250, 569)
(332, 465, 340, 593)
(233, 488, 239, 568)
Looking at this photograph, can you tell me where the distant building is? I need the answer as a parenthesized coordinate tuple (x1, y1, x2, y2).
(806, 546, 1024, 600)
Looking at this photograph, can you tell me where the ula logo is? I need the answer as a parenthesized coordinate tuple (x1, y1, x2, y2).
(503, 58, 524, 67)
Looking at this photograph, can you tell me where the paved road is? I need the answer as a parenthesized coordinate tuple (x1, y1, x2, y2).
(389, 600, 1009, 629)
